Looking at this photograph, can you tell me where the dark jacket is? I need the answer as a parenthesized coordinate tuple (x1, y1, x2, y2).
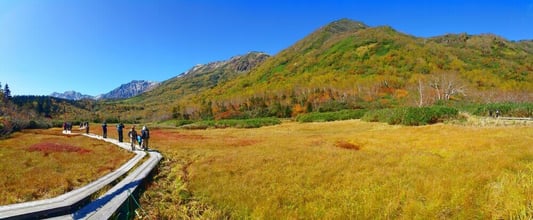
(141, 129, 149, 139)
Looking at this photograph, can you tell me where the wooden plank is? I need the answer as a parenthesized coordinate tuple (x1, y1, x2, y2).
(78, 151, 162, 219)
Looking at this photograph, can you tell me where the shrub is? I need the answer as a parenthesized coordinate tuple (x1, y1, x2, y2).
(182, 118, 281, 129)
(296, 109, 368, 123)
(361, 109, 394, 122)
(176, 120, 194, 127)
(471, 102, 533, 117)
(362, 106, 459, 126)
(27, 120, 51, 129)
(181, 122, 210, 130)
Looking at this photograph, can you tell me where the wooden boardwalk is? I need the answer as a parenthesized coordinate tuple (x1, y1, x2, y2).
(0, 133, 161, 220)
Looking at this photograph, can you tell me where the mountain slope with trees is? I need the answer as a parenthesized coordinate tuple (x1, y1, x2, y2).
(168, 19, 531, 120)
(98, 52, 270, 122)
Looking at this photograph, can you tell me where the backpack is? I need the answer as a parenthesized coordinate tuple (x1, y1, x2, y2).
(142, 129, 150, 139)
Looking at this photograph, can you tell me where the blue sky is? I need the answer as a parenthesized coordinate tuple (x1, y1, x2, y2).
(1, 0, 531, 96)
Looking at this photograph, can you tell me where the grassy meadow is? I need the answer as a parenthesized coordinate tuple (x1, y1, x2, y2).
(0, 128, 133, 205)
(140, 120, 533, 219)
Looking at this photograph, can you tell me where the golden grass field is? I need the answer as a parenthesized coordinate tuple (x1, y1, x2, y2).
(139, 120, 532, 219)
(0, 121, 531, 219)
(0, 128, 133, 205)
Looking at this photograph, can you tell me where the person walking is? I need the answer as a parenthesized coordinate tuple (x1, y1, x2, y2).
(141, 125, 150, 151)
(117, 122, 125, 142)
(85, 122, 90, 134)
(102, 121, 107, 138)
(128, 126, 137, 151)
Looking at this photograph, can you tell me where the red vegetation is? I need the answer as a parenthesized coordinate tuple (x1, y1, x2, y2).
(335, 141, 361, 151)
(27, 142, 91, 154)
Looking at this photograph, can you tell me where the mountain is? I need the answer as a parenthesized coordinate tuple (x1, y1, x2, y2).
(98, 80, 160, 100)
(50, 91, 94, 100)
(53, 19, 532, 122)
(98, 52, 269, 122)
(143, 51, 269, 101)
(180, 19, 531, 118)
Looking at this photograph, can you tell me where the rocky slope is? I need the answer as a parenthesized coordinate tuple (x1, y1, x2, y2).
(50, 91, 94, 100)
(97, 80, 160, 100)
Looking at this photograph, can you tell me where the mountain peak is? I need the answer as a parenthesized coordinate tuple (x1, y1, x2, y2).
(323, 18, 369, 34)
(50, 91, 94, 100)
(98, 80, 160, 100)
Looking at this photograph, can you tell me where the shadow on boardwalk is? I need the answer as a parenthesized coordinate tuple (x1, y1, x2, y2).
(73, 180, 141, 219)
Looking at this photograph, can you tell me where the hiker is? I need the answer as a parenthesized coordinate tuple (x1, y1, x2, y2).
(66, 122, 72, 134)
(85, 122, 90, 134)
(63, 122, 67, 134)
(137, 134, 142, 148)
(141, 125, 150, 151)
(117, 122, 125, 142)
(128, 126, 137, 151)
(102, 121, 107, 138)
(495, 109, 501, 118)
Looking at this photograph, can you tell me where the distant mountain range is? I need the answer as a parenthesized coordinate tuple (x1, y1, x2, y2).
(50, 80, 160, 100)
(49, 91, 94, 100)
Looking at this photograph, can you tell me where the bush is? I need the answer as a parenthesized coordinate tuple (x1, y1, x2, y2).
(181, 123, 209, 130)
(182, 118, 281, 129)
(360, 109, 394, 122)
(296, 109, 368, 123)
(176, 120, 194, 127)
(27, 120, 52, 129)
(362, 106, 459, 126)
(471, 102, 533, 117)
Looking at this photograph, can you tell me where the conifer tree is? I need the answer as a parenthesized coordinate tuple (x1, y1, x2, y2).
(4, 84, 11, 100)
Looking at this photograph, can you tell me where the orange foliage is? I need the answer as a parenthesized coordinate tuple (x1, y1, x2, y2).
(291, 104, 306, 117)
(394, 89, 409, 99)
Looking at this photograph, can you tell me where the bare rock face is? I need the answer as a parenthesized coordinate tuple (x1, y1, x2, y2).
(50, 91, 94, 100)
(97, 80, 160, 100)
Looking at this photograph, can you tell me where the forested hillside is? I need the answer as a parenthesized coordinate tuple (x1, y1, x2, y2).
(163, 19, 531, 120)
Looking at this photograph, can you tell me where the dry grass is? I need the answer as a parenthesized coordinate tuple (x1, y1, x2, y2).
(0, 128, 133, 205)
(139, 120, 533, 219)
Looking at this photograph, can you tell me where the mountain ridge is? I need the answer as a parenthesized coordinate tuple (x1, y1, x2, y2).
(98, 80, 160, 100)
(50, 80, 160, 100)
(50, 91, 94, 101)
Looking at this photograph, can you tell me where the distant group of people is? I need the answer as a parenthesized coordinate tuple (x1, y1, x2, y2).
(62, 121, 89, 134)
(109, 122, 150, 151)
(489, 109, 501, 118)
(62, 122, 73, 134)
(62, 120, 150, 151)
(127, 125, 150, 151)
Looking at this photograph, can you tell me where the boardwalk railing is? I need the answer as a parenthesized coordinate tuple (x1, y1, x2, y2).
(0, 133, 161, 220)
